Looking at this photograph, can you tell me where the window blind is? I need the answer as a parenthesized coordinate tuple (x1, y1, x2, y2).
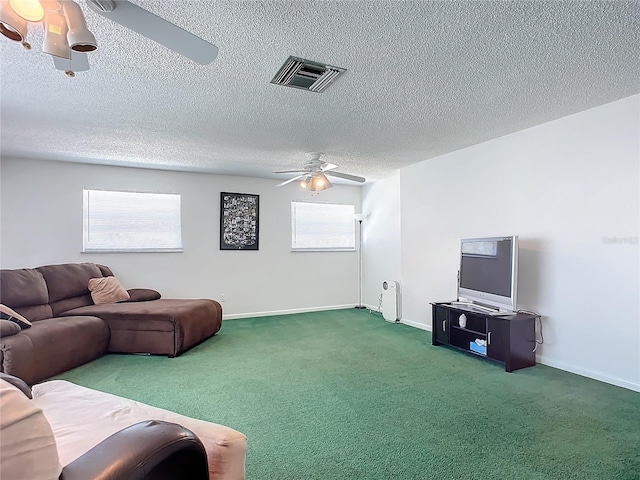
(291, 201, 355, 251)
(83, 189, 183, 252)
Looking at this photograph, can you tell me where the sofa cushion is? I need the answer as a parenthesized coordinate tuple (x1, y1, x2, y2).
(0, 320, 20, 338)
(88, 277, 130, 305)
(0, 268, 49, 308)
(0, 304, 32, 329)
(49, 294, 95, 317)
(62, 302, 181, 335)
(36, 263, 103, 303)
(0, 380, 63, 480)
(0, 316, 110, 385)
(14, 305, 54, 323)
(61, 299, 222, 357)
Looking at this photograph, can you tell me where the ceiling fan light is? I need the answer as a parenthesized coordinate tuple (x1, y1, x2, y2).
(42, 9, 70, 59)
(62, 1, 97, 52)
(0, 3, 28, 42)
(8, 0, 44, 22)
(310, 173, 333, 191)
(300, 175, 312, 189)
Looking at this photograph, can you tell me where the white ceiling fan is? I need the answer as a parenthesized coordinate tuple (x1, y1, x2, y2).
(273, 153, 366, 191)
(0, 0, 218, 76)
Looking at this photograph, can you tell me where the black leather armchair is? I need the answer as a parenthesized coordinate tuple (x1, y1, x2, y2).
(0, 374, 209, 480)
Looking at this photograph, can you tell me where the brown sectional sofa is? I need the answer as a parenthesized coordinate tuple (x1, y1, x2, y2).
(0, 262, 222, 384)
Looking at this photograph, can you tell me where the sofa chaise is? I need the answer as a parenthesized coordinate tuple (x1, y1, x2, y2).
(0, 262, 223, 384)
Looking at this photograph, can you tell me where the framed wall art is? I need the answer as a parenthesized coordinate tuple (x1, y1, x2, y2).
(220, 192, 259, 250)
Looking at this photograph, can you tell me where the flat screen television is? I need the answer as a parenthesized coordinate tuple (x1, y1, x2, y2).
(457, 235, 518, 312)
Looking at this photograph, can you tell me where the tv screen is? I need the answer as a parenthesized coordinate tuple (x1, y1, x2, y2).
(458, 236, 518, 311)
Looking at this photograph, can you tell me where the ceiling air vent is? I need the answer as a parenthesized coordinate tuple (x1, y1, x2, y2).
(271, 56, 346, 93)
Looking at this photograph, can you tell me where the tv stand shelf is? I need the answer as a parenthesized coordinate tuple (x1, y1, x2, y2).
(431, 302, 538, 372)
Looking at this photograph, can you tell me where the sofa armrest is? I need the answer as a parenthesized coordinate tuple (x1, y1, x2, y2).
(125, 289, 162, 302)
(97, 264, 115, 277)
(60, 420, 209, 480)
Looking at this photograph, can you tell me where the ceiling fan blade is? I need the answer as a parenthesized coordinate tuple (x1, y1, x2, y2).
(276, 175, 306, 187)
(321, 163, 338, 172)
(324, 171, 366, 183)
(272, 169, 307, 174)
(52, 51, 90, 72)
(85, 0, 219, 65)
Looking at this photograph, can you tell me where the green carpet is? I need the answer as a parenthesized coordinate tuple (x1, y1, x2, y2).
(55, 309, 640, 479)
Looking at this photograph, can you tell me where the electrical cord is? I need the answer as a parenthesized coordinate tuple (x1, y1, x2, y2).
(517, 309, 544, 352)
(369, 293, 383, 315)
(532, 316, 544, 352)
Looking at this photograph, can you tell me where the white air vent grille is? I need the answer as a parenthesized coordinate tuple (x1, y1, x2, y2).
(271, 56, 346, 93)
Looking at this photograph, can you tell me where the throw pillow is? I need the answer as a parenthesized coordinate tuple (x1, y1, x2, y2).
(88, 277, 131, 305)
(0, 320, 21, 338)
(124, 288, 162, 302)
(0, 304, 32, 329)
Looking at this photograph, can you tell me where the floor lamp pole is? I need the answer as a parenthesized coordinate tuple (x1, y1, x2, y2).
(355, 218, 366, 309)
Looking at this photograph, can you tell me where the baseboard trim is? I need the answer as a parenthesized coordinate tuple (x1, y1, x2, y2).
(223, 304, 357, 320)
(225, 308, 639, 393)
(398, 322, 639, 392)
(400, 318, 431, 331)
(362, 306, 431, 329)
(535, 355, 640, 393)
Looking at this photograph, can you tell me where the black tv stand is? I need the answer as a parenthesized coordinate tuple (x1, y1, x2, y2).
(431, 302, 538, 372)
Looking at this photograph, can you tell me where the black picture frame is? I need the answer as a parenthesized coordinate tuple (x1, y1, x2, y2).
(220, 192, 259, 250)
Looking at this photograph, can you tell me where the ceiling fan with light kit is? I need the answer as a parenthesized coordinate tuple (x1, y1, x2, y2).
(0, 0, 218, 76)
(273, 153, 366, 192)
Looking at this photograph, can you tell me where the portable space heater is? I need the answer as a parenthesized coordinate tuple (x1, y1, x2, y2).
(381, 280, 401, 322)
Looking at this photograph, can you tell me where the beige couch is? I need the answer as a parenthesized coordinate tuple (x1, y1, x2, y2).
(1, 375, 212, 480)
(30, 379, 247, 480)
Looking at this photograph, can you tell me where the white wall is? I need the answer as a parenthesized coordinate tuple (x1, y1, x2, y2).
(0, 158, 362, 318)
(363, 95, 640, 391)
(361, 174, 402, 313)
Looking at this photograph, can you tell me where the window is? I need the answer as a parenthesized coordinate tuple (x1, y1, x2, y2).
(291, 201, 355, 251)
(83, 189, 182, 252)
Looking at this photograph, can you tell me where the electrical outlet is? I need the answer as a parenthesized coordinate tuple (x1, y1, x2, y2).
(220, 294, 225, 302)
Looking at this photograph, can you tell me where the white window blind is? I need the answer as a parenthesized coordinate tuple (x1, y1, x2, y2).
(291, 201, 355, 251)
(83, 189, 182, 252)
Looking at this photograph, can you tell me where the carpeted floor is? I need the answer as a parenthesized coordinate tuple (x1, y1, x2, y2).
(55, 309, 640, 479)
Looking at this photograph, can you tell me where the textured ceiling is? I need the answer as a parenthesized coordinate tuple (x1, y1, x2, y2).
(1, 1, 639, 184)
